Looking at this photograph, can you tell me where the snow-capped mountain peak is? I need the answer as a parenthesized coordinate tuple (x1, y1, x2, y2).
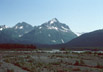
(49, 18, 59, 24)
(41, 18, 70, 32)
(13, 22, 33, 30)
(12, 22, 33, 37)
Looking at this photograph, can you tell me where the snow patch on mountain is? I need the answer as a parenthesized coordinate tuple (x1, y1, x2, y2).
(52, 40, 56, 42)
(19, 35, 22, 37)
(39, 27, 42, 29)
(48, 34, 51, 37)
(50, 19, 57, 24)
(0, 28, 3, 31)
(60, 26, 70, 32)
(47, 26, 58, 30)
(15, 26, 23, 29)
(15, 26, 18, 29)
(46, 24, 70, 32)
(0, 25, 8, 31)
(61, 39, 64, 43)
(61, 26, 69, 31)
(50, 18, 58, 24)
(75, 32, 86, 36)
(19, 26, 23, 29)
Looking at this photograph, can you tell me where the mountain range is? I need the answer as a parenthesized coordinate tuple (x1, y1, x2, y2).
(1, 18, 103, 49)
(0, 18, 77, 45)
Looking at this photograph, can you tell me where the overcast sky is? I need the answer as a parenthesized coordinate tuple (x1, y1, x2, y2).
(0, 0, 103, 32)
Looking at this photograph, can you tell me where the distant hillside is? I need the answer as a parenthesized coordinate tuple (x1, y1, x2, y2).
(66, 29, 103, 47)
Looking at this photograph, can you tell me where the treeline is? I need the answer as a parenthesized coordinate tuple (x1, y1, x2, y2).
(0, 44, 36, 50)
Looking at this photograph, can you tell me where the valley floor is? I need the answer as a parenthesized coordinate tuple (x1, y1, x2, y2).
(0, 50, 103, 72)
